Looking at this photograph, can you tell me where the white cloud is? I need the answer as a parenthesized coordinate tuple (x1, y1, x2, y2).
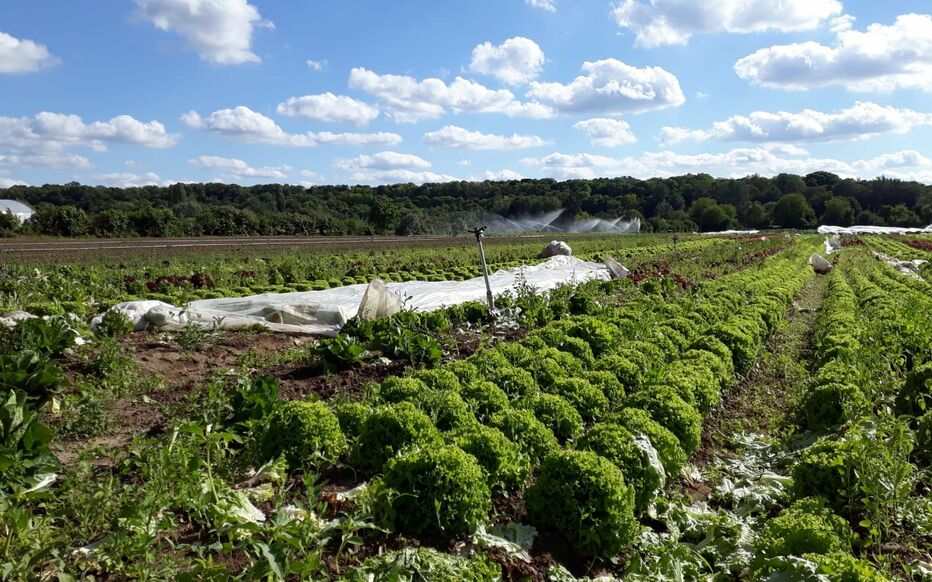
(335, 151, 458, 184)
(135, 0, 271, 65)
(457, 160, 472, 166)
(93, 172, 166, 187)
(350, 58, 682, 122)
(469, 37, 545, 85)
(518, 146, 932, 183)
(336, 151, 432, 171)
(183, 106, 402, 146)
(574, 118, 637, 147)
(695, 91, 710, 99)
(0, 112, 177, 170)
(0, 32, 59, 73)
(0, 176, 27, 188)
(520, 152, 625, 179)
(659, 102, 932, 145)
(0, 152, 92, 169)
(190, 155, 291, 180)
(306, 59, 327, 71)
(734, 13, 932, 92)
(612, 0, 842, 47)
(479, 169, 526, 181)
(276, 93, 380, 126)
(423, 125, 550, 150)
(526, 59, 684, 115)
(348, 67, 552, 123)
(526, 0, 556, 12)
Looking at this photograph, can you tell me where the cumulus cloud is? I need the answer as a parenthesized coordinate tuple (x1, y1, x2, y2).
(479, 169, 526, 181)
(469, 37, 545, 85)
(612, 0, 842, 47)
(519, 146, 932, 183)
(349, 58, 682, 122)
(135, 0, 271, 65)
(276, 93, 380, 126)
(0, 32, 59, 73)
(335, 151, 432, 171)
(306, 59, 327, 71)
(335, 151, 457, 184)
(734, 13, 932, 92)
(182, 106, 402, 146)
(0, 112, 177, 170)
(423, 125, 550, 150)
(526, 59, 685, 115)
(0, 152, 92, 169)
(520, 152, 625, 179)
(190, 155, 291, 180)
(526, 0, 556, 12)
(659, 102, 932, 145)
(348, 67, 552, 123)
(93, 172, 167, 187)
(574, 118, 637, 147)
(0, 175, 27, 188)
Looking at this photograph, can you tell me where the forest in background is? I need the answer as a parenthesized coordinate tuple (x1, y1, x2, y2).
(2, 172, 931, 237)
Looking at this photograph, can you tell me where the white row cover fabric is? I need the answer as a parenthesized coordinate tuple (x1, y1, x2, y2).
(93, 255, 613, 336)
(809, 254, 833, 274)
(818, 224, 932, 235)
(874, 252, 928, 281)
(699, 229, 760, 235)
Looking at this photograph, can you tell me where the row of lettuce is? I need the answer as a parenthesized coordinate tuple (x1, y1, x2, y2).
(0, 236, 730, 319)
(758, 250, 932, 579)
(229, 242, 821, 577)
(0, 236, 802, 578)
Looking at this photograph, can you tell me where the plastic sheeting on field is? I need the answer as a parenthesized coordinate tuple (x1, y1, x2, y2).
(874, 252, 928, 281)
(809, 254, 833, 274)
(823, 236, 842, 255)
(699, 229, 760, 235)
(93, 255, 614, 336)
(818, 224, 932, 235)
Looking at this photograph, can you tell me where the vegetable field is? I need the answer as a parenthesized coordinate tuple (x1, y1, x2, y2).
(2, 232, 931, 581)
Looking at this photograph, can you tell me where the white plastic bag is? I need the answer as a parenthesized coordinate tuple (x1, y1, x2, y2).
(356, 279, 404, 321)
(604, 256, 630, 279)
(809, 254, 833, 274)
(540, 240, 572, 258)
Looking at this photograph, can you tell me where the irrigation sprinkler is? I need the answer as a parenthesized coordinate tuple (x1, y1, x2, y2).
(468, 226, 496, 312)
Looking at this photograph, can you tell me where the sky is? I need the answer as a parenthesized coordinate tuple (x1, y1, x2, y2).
(0, 0, 930, 188)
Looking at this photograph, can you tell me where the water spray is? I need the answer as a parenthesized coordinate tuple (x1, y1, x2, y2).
(468, 226, 496, 313)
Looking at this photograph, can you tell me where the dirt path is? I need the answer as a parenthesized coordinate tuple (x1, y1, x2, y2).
(692, 271, 829, 471)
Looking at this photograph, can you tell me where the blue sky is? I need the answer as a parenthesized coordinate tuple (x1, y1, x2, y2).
(0, 0, 930, 188)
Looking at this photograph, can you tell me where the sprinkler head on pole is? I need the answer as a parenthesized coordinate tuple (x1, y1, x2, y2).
(468, 226, 487, 241)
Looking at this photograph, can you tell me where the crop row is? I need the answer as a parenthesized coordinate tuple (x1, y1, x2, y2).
(247, 241, 814, 574)
(1, 237, 737, 318)
(755, 250, 932, 578)
(862, 235, 932, 261)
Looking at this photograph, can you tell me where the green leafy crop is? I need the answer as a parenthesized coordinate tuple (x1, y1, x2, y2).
(261, 400, 347, 470)
(526, 449, 638, 557)
(378, 444, 491, 539)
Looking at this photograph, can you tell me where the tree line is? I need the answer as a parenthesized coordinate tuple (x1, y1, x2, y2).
(1, 172, 930, 238)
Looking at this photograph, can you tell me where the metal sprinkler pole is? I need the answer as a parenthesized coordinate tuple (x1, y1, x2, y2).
(469, 226, 495, 312)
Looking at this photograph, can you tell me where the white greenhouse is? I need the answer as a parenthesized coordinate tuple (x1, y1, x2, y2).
(0, 200, 34, 222)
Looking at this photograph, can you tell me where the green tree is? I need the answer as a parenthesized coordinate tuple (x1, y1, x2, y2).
(688, 197, 737, 232)
(771, 194, 816, 229)
(30, 204, 90, 236)
(0, 211, 20, 237)
(741, 202, 770, 229)
(92, 209, 132, 237)
(886, 204, 922, 227)
(773, 173, 806, 195)
(821, 197, 854, 227)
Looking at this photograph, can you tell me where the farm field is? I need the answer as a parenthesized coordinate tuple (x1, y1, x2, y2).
(2, 232, 931, 581)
